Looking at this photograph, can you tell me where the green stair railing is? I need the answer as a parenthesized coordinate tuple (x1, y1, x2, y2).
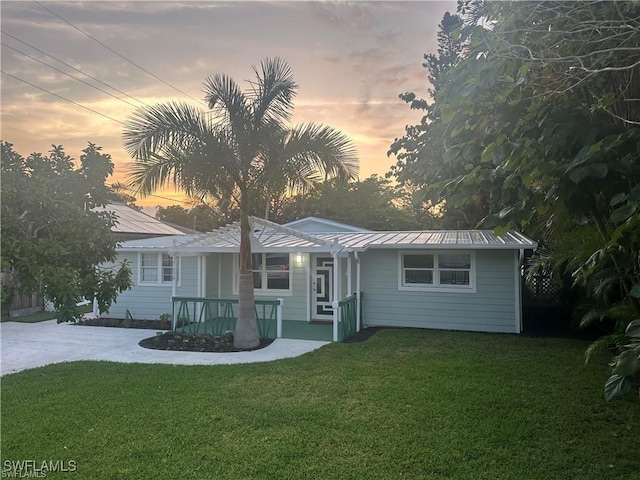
(337, 293, 358, 342)
(171, 297, 282, 339)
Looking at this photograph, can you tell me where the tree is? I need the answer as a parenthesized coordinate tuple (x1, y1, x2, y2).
(108, 182, 142, 210)
(391, 0, 640, 399)
(279, 175, 438, 230)
(1, 141, 132, 322)
(155, 204, 222, 232)
(123, 57, 358, 349)
(388, 11, 472, 227)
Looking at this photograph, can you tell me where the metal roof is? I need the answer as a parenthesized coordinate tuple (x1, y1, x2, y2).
(315, 230, 537, 250)
(96, 203, 185, 237)
(117, 216, 537, 253)
(283, 216, 372, 233)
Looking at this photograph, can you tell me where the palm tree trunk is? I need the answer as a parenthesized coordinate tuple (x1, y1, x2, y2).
(234, 213, 260, 349)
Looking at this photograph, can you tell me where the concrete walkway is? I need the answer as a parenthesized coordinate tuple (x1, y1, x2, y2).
(0, 320, 329, 376)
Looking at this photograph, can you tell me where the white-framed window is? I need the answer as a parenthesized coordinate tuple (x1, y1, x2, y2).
(234, 253, 292, 295)
(399, 251, 476, 292)
(138, 253, 180, 286)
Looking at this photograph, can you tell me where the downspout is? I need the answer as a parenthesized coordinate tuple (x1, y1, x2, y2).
(355, 251, 361, 332)
(516, 249, 524, 333)
(172, 239, 178, 299)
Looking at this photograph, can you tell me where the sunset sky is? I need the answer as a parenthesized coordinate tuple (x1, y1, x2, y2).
(1, 1, 456, 210)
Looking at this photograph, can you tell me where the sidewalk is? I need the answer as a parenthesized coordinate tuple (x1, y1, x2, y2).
(0, 320, 329, 376)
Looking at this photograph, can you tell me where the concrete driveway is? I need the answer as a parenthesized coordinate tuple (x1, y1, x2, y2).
(0, 320, 329, 376)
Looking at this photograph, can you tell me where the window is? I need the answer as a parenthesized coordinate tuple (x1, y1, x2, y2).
(400, 251, 474, 291)
(139, 253, 179, 285)
(252, 253, 290, 291)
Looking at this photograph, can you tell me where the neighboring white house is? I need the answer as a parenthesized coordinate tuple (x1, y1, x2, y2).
(100, 217, 537, 341)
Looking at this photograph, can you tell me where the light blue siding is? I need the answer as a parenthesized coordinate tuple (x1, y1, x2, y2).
(102, 252, 172, 320)
(359, 249, 518, 333)
(206, 253, 310, 322)
(176, 256, 198, 297)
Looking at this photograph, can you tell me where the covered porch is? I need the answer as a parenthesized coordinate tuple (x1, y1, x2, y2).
(171, 294, 359, 342)
(168, 217, 364, 342)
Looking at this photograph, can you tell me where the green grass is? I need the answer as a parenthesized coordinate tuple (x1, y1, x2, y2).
(1, 304, 92, 323)
(1, 329, 638, 479)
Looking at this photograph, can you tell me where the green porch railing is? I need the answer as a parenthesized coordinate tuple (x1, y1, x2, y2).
(337, 293, 358, 342)
(171, 297, 282, 339)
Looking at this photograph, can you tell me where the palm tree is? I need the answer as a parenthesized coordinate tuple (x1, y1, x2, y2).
(122, 57, 358, 348)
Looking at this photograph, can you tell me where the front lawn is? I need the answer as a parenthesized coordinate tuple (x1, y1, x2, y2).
(1, 329, 638, 479)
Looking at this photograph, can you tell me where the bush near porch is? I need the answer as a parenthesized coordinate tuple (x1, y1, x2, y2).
(1, 329, 638, 479)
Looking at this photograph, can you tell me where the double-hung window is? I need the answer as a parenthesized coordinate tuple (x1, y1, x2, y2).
(252, 253, 290, 291)
(400, 251, 475, 292)
(139, 253, 178, 285)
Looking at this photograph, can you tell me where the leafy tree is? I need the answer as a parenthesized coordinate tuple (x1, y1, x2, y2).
(108, 182, 142, 210)
(391, 0, 640, 399)
(1, 141, 132, 322)
(155, 204, 223, 232)
(388, 10, 474, 227)
(279, 175, 437, 230)
(123, 57, 358, 349)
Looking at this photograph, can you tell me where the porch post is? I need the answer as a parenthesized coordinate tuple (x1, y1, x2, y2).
(332, 251, 339, 342)
(347, 254, 352, 298)
(355, 251, 361, 332)
(199, 255, 207, 298)
(172, 254, 178, 298)
(277, 298, 283, 338)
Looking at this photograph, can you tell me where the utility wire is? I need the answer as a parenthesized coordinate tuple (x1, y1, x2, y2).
(1, 30, 148, 108)
(1, 70, 124, 125)
(1, 41, 141, 109)
(109, 183, 192, 204)
(33, 0, 205, 106)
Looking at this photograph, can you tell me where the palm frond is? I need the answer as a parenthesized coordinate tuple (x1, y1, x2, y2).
(250, 57, 298, 127)
(122, 102, 209, 161)
(203, 74, 250, 126)
(258, 122, 359, 197)
(585, 333, 626, 363)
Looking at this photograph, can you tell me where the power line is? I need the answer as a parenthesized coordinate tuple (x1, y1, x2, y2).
(1, 70, 124, 125)
(109, 183, 192, 205)
(32, 0, 205, 106)
(1, 41, 140, 109)
(1, 30, 148, 108)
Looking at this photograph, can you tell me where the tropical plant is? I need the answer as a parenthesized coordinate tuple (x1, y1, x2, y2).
(122, 57, 358, 348)
(390, 1, 640, 399)
(0, 141, 132, 322)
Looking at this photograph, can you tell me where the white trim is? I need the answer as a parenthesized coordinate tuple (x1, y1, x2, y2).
(305, 254, 311, 322)
(137, 252, 181, 287)
(231, 253, 294, 297)
(515, 249, 523, 333)
(217, 254, 222, 298)
(397, 250, 477, 294)
(332, 252, 339, 342)
(347, 255, 352, 296)
(355, 251, 361, 332)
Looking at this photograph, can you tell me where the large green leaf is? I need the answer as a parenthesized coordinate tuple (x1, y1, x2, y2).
(604, 374, 631, 401)
(611, 204, 637, 223)
(626, 319, 640, 338)
(612, 350, 640, 377)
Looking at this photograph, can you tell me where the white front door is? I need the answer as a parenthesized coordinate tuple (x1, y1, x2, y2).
(312, 256, 334, 320)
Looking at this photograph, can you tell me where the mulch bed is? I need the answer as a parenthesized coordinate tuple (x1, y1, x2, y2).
(77, 317, 171, 330)
(343, 326, 384, 343)
(139, 332, 273, 352)
(79, 316, 380, 351)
